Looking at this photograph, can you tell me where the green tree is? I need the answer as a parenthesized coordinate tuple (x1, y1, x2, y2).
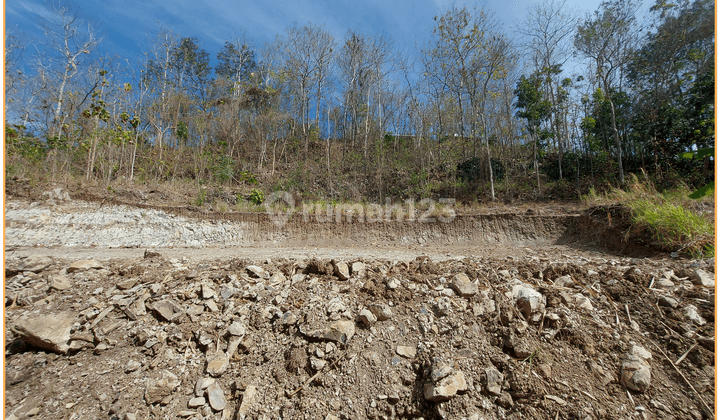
(515, 73, 552, 191)
(575, 0, 641, 184)
(627, 0, 714, 177)
(521, 0, 579, 180)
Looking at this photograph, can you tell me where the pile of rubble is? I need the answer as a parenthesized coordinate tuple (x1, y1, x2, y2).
(4, 252, 715, 419)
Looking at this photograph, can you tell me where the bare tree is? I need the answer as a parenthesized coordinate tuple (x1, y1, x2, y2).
(5, 30, 25, 102)
(281, 24, 333, 151)
(310, 29, 335, 133)
(423, 6, 515, 200)
(216, 35, 257, 99)
(34, 4, 100, 141)
(338, 31, 392, 158)
(142, 26, 178, 149)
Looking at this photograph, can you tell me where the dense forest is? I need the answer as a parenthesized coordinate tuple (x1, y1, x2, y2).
(4, 0, 714, 204)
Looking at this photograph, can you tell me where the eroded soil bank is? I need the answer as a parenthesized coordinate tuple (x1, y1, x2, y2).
(5, 188, 641, 261)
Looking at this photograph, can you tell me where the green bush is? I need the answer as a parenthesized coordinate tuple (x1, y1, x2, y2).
(212, 155, 234, 183)
(195, 189, 207, 206)
(238, 171, 258, 184)
(248, 188, 264, 205)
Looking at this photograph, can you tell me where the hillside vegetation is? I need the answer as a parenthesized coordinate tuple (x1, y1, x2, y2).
(5, 1, 714, 224)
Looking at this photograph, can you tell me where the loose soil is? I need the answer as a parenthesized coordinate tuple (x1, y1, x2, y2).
(3, 185, 716, 420)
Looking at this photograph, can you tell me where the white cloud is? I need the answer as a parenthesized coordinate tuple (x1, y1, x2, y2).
(431, 0, 455, 12)
(12, 0, 56, 22)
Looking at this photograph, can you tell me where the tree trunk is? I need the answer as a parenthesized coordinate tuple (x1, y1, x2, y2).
(532, 129, 540, 194)
(608, 97, 624, 184)
(53, 66, 72, 140)
(130, 133, 138, 181)
(486, 139, 495, 201)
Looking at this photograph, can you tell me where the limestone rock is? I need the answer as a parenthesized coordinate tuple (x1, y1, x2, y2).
(368, 303, 392, 321)
(684, 304, 706, 325)
(124, 360, 142, 373)
(485, 367, 503, 396)
(13, 312, 75, 354)
(326, 297, 347, 315)
(690, 269, 714, 287)
(435, 297, 452, 316)
(128, 295, 148, 319)
(430, 364, 453, 382)
(509, 336, 534, 359)
(188, 397, 205, 408)
(145, 370, 180, 404)
(246, 265, 269, 279)
(152, 300, 185, 323)
(554, 275, 574, 288)
(16, 256, 53, 273)
(310, 356, 327, 371)
(67, 259, 103, 273)
(116, 278, 137, 290)
(237, 385, 257, 419)
(386, 278, 401, 289)
(620, 346, 652, 393)
(206, 381, 227, 411)
(472, 290, 496, 317)
(358, 309, 377, 325)
(396, 345, 417, 359)
(302, 320, 355, 344)
(656, 278, 675, 288)
(227, 336, 243, 357)
(291, 274, 306, 284)
(424, 371, 468, 401)
(571, 293, 593, 311)
(281, 312, 298, 325)
(332, 260, 350, 280)
(228, 321, 247, 336)
(195, 377, 215, 397)
(269, 271, 287, 287)
(497, 392, 514, 408)
(351, 262, 366, 278)
(206, 352, 230, 377)
(201, 283, 216, 299)
(219, 285, 239, 300)
(511, 284, 545, 318)
(205, 300, 219, 313)
(326, 320, 355, 344)
(195, 330, 215, 349)
(451, 273, 478, 297)
(658, 296, 679, 308)
(48, 274, 72, 291)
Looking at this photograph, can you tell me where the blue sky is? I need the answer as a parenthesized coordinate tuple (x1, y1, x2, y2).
(5, 0, 618, 69)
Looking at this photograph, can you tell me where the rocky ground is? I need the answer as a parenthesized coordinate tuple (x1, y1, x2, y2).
(3, 190, 717, 420)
